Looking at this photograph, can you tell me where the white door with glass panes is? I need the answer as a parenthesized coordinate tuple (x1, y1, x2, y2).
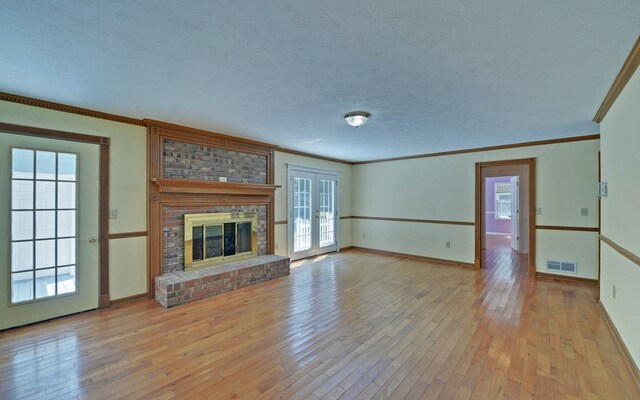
(0, 132, 100, 330)
(287, 166, 339, 261)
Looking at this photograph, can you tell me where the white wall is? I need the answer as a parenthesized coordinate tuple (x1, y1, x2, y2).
(273, 151, 352, 257)
(352, 139, 600, 279)
(0, 100, 147, 300)
(600, 65, 640, 367)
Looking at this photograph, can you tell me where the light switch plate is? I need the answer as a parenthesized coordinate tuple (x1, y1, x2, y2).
(581, 208, 588, 217)
(109, 209, 118, 219)
(535, 207, 542, 215)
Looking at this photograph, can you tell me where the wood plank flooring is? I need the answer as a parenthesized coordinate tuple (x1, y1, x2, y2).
(1, 242, 638, 399)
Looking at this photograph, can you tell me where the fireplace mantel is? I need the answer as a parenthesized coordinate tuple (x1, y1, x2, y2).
(151, 178, 280, 196)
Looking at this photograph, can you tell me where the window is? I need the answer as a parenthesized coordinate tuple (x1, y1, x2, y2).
(10, 148, 78, 304)
(495, 182, 512, 219)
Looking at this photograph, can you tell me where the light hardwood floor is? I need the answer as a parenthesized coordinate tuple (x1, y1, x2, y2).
(1, 244, 638, 399)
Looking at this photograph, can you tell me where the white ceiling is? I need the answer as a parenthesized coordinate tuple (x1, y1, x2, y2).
(1, 1, 638, 161)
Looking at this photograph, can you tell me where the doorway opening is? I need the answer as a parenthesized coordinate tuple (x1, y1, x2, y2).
(475, 158, 536, 275)
(287, 165, 339, 261)
(484, 176, 522, 253)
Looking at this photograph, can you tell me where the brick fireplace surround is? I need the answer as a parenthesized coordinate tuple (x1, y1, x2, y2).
(147, 122, 289, 306)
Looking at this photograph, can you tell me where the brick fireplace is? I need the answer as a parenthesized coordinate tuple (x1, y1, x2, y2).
(146, 121, 288, 305)
(163, 205, 267, 273)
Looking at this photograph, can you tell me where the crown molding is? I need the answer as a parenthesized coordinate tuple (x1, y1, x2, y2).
(275, 146, 353, 165)
(144, 119, 276, 151)
(0, 91, 145, 126)
(593, 35, 640, 123)
(352, 134, 600, 165)
(0, 91, 600, 166)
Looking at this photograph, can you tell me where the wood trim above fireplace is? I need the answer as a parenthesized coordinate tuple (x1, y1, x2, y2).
(152, 178, 280, 195)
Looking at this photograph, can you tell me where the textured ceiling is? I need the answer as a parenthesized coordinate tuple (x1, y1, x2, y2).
(1, 1, 638, 161)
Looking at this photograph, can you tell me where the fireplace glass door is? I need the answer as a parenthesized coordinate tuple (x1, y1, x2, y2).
(193, 222, 253, 262)
(288, 167, 339, 261)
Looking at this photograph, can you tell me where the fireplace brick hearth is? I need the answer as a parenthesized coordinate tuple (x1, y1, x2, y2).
(155, 255, 290, 308)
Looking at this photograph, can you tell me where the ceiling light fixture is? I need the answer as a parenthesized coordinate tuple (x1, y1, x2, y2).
(343, 111, 371, 128)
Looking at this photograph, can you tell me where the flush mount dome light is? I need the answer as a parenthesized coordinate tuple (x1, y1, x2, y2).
(343, 111, 371, 128)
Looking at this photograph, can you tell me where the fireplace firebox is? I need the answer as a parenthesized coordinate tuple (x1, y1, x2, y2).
(184, 212, 258, 271)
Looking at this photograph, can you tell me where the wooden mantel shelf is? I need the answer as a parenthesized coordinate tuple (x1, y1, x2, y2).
(151, 178, 281, 196)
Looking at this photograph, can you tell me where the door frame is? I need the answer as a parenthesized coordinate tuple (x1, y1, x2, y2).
(509, 176, 519, 252)
(475, 158, 536, 276)
(286, 164, 340, 259)
(0, 122, 111, 308)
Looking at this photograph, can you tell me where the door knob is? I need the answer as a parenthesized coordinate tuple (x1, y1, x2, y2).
(89, 237, 97, 243)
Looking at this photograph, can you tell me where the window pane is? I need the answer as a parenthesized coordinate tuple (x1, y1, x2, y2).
(12, 271, 34, 303)
(12, 211, 33, 240)
(36, 211, 56, 239)
(11, 241, 33, 272)
(12, 149, 34, 179)
(57, 266, 76, 294)
(12, 180, 34, 210)
(58, 153, 77, 181)
(36, 240, 56, 269)
(58, 210, 76, 237)
(35, 269, 56, 299)
(497, 203, 511, 218)
(58, 238, 75, 265)
(36, 151, 56, 180)
(58, 182, 76, 209)
(36, 181, 56, 209)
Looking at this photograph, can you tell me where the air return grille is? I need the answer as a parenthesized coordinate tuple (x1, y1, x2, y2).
(546, 260, 577, 274)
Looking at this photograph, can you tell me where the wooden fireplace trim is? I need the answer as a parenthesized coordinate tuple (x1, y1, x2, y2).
(152, 178, 280, 196)
(146, 123, 278, 298)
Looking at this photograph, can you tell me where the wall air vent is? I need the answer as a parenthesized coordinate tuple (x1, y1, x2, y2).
(546, 260, 577, 274)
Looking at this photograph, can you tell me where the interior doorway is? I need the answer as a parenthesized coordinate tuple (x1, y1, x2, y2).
(475, 158, 536, 275)
(484, 175, 524, 252)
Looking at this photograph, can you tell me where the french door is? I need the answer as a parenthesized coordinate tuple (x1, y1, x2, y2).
(0, 132, 100, 330)
(287, 166, 339, 261)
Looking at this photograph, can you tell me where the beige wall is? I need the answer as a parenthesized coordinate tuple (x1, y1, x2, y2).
(273, 151, 352, 257)
(0, 99, 604, 302)
(600, 66, 640, 367)
(352, 139, 600, 279)
(0, 100, 147, 300)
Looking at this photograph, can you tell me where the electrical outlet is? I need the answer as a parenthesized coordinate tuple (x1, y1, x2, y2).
(109, 209, 118, 219)
(362, 232, 366, 239)
(219, 176, 228, 182)
(581, 208, 588, 217)
(613, 285, 616, 299)
(445, 241, 451, 248)
(536, 207, 542, 215)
